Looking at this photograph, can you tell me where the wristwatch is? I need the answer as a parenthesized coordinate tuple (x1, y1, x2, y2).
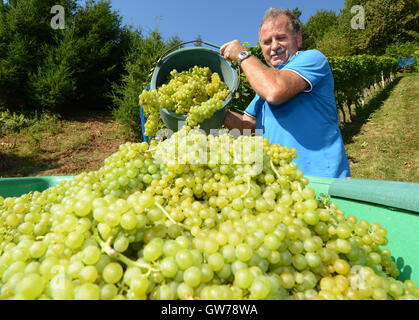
(237, 51, 252, 65)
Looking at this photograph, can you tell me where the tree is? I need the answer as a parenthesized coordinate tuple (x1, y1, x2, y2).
(316, 29, 355, 57)
(308, 0, 418, 56)
(0, 0, 76, 109)
(0, 0, 130, 112)
(28, 29, 79, 112)
(330, 0, 418, 55)
(291, 7, 302, 20)
(355, 0, 418, 54)
(66, 0, 128, 110)
(315, 8, 356, 57)
(302, 10, 339, 50)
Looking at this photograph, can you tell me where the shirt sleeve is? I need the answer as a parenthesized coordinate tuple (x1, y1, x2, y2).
(244, 94, 264, 119)
(282, 50, 331, 93)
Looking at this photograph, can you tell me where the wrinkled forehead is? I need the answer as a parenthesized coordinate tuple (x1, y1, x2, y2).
(259, 15, 293, 39)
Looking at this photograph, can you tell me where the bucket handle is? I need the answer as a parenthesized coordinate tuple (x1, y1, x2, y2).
(156, 40, 221, 65)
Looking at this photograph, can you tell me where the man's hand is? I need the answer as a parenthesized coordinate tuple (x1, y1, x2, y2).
(220, 40, 247, 63)
(223, 109, 256, 133)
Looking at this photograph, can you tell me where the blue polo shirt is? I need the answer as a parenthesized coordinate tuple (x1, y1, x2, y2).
(244, 49, 351, 178)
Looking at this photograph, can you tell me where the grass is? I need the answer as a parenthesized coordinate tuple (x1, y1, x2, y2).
(0, 73, 418, 182)
(340, 72, 418, 182)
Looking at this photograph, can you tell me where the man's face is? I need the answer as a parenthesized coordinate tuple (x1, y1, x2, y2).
(259, 15, 302, 68)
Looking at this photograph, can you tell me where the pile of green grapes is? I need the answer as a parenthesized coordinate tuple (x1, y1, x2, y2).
(139, 66, 230, 137)
(0, 126, 418, 300)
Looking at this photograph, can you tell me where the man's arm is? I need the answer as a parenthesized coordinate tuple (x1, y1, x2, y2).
(220, 40, 309, 105)
(240, 57, 308, 105)
(223, 110, 256, 133)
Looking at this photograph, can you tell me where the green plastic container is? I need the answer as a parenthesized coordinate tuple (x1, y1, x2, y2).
(0, 175, 418, 284)
(306, 176, 419, 283)
(151, 42, 239, 134)
(0, 176, 73, 198)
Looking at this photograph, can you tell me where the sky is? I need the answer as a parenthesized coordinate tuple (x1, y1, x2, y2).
(106, 0, 346, 47)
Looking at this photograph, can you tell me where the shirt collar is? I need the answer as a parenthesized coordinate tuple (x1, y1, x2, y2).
(277, 50, 302, 70)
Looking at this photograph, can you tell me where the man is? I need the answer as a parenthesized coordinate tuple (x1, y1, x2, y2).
(220, 8, 351, 178)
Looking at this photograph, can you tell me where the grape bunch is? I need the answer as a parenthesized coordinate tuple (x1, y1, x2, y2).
(139, 66, 230, 137)
(0, 127, 418, 300)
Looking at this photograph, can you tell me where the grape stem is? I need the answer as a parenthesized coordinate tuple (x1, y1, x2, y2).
(145, 147, 157, 153)
(241, 175, 252, 198)
(297, 184, 303, 193)
(93, 231, 156, 272)
(270, 159, 281, 180)
(154, 202, 183, 226)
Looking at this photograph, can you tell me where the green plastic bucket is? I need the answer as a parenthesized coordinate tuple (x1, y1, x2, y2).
(150, 41, 239, 134)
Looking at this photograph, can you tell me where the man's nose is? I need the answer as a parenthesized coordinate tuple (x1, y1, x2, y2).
(271, 38, 281, 50)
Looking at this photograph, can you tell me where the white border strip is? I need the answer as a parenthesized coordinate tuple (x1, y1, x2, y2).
(244, 111, 256, 119)
(282, 68, 313, 93)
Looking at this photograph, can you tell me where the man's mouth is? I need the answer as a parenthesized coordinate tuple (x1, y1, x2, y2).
(270, 48, 285, 57)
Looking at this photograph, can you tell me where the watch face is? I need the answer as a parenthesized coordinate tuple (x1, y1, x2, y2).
(239, 52, 248, 59)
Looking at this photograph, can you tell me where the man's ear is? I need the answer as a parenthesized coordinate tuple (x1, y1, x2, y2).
(297, 30, 303, 48)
